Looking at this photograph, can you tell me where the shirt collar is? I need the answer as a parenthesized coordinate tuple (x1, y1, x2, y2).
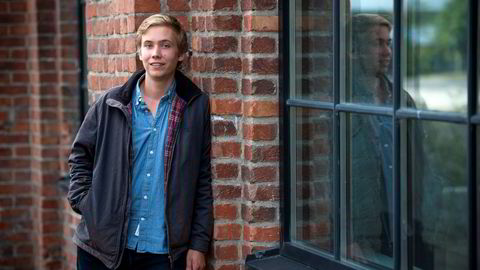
(133, 75, 176, 107)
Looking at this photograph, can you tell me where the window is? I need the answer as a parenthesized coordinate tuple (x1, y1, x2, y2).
(281, 0, 478, 270)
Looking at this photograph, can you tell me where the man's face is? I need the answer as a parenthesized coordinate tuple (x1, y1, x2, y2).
(138, 25, 184, 82)
(357, 25, 392, 76)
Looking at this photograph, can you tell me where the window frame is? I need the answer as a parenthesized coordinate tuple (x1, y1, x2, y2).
(278, 0, 479, 270)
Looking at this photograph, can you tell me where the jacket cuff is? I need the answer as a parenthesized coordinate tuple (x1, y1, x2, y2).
(189, 238, 210, 254)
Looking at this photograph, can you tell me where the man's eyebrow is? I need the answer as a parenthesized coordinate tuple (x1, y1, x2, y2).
(142, 39, 174, 44)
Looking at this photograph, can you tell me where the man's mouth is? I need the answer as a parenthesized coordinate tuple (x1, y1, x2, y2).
(150, 63, 164, 67)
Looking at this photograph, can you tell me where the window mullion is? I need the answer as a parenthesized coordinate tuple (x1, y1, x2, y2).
(393, 0, 403, 269)
(467, 1, 478, 269)
(333, 0, 341, 261)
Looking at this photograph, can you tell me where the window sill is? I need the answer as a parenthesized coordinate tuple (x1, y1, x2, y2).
(246, 249, 315, 270)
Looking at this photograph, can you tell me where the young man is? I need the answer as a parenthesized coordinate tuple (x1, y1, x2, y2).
(68, 14, 212, 270)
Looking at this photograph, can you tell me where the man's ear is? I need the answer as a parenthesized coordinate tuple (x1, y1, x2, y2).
(137, 50, 142, 60)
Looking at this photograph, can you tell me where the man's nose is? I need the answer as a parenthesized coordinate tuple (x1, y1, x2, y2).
(152, 46, 162, 58)
(383, 44, 392, 56)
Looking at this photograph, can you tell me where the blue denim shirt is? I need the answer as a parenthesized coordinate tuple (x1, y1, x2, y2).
(126, 75, 175, 253)
(370, 115, 393, 241)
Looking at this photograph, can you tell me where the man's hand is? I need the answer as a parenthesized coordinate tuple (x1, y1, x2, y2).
(186, 249, 205, 270)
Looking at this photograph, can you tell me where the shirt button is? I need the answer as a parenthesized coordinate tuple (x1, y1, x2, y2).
(384, 144, 389, 148)
(143, 195, 148, 200)
(153, 128, 157, 131)
(389, 165, 393, 169)
(149, 150, 154, 154)
(141, 217, 145, 221)
(147, 173, 151, 177)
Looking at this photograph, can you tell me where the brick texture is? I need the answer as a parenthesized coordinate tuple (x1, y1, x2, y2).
(0, 0, 327, 268)
(0, 0, 81, 269)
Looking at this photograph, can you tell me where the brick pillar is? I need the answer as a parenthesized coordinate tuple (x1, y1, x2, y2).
(0, 0, 80, 268)
(0, 0, 37, 268)
(190, 1, 281, 269)
(30, 0, 80, 268)
(240, 1, 280, 266)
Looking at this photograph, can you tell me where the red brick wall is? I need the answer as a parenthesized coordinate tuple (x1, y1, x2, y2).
(0, 0, 80, 269)
(292, 1, 334, 251)
(85, 0, 281, 269)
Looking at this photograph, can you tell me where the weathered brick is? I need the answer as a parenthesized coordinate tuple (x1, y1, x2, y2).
(242, 204, 276, 223)
(213, 77, 238, 94)
(167, 0, 190, 11)
(214, 244, 239, 260)
(214, 163, 239, 179)
(244, 184, 279, 201)
(192, 16, 206, 31)
(242, 37, 276, 53)
(244, 16, 278, 32)
(214, 203, 238, 220)
(241, 166, 277, 183)
(244, 145, 279, 162)
(213, 57, 242, 73)
(243, 123, 277, 141)
(212, 142, 242, 158)
(213, 184, 242, 200)
(214, 223, 242, 240)
(86, 4, 97, 19)
(244, 225, 280, 242)
(211, 99, 242, 115)
(243, 101, 278, 117)
(242, 0, 277, 10)
(206, 16, 242, 31)
(248, 57, 278, 75)
(133, 0, 160, 13)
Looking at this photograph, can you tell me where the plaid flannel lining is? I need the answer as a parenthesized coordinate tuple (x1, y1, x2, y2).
(163, 93, 186, 190)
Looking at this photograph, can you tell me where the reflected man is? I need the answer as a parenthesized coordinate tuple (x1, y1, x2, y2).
(349, 13, 435, 269)
(349, 14, 395, 264)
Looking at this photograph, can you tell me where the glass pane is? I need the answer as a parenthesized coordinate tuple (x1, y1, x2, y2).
(345, 113, 393, 268)
(343, 1, 394, 106)
(407, 120, 468, 270)
(291, 108, 334, 253)
(292, 1, 333, 101)
(403, 0, 468, 113)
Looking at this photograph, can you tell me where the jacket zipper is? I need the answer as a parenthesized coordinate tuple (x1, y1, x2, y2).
(109, 102, 133, 269)
(165, 94, 201, 269)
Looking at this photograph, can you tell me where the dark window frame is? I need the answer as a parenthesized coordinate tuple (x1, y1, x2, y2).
(271, 0, 479, 269)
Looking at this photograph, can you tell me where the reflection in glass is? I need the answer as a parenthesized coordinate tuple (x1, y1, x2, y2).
(292, 108, 334, 253)
(346, 113, 393, 268)
(344, 2, 393, 105)
(408, 120, 468, 270)
(293, 1, 333, 101)
(403, 0, 468, 113)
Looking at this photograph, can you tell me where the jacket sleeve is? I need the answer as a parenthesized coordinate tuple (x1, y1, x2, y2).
(67, 102, 98, 215)
(189, 96, 213, 253)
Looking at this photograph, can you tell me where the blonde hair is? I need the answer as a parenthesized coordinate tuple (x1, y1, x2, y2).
(136, 14, 188, 54)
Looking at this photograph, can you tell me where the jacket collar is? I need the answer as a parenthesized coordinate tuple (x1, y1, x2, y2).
(108, 69, 202, 106)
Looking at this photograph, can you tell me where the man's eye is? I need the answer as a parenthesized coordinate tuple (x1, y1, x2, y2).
(161, 43, 171, 48)
(144, 44, 153, 48)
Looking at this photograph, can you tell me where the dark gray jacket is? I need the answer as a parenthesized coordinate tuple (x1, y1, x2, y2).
(68, 70, 213, 269)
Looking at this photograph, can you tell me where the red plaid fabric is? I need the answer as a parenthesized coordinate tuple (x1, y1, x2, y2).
(164, 93, 186, 190)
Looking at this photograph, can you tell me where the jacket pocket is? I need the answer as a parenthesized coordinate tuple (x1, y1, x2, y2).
(77, 192, 95, 246)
